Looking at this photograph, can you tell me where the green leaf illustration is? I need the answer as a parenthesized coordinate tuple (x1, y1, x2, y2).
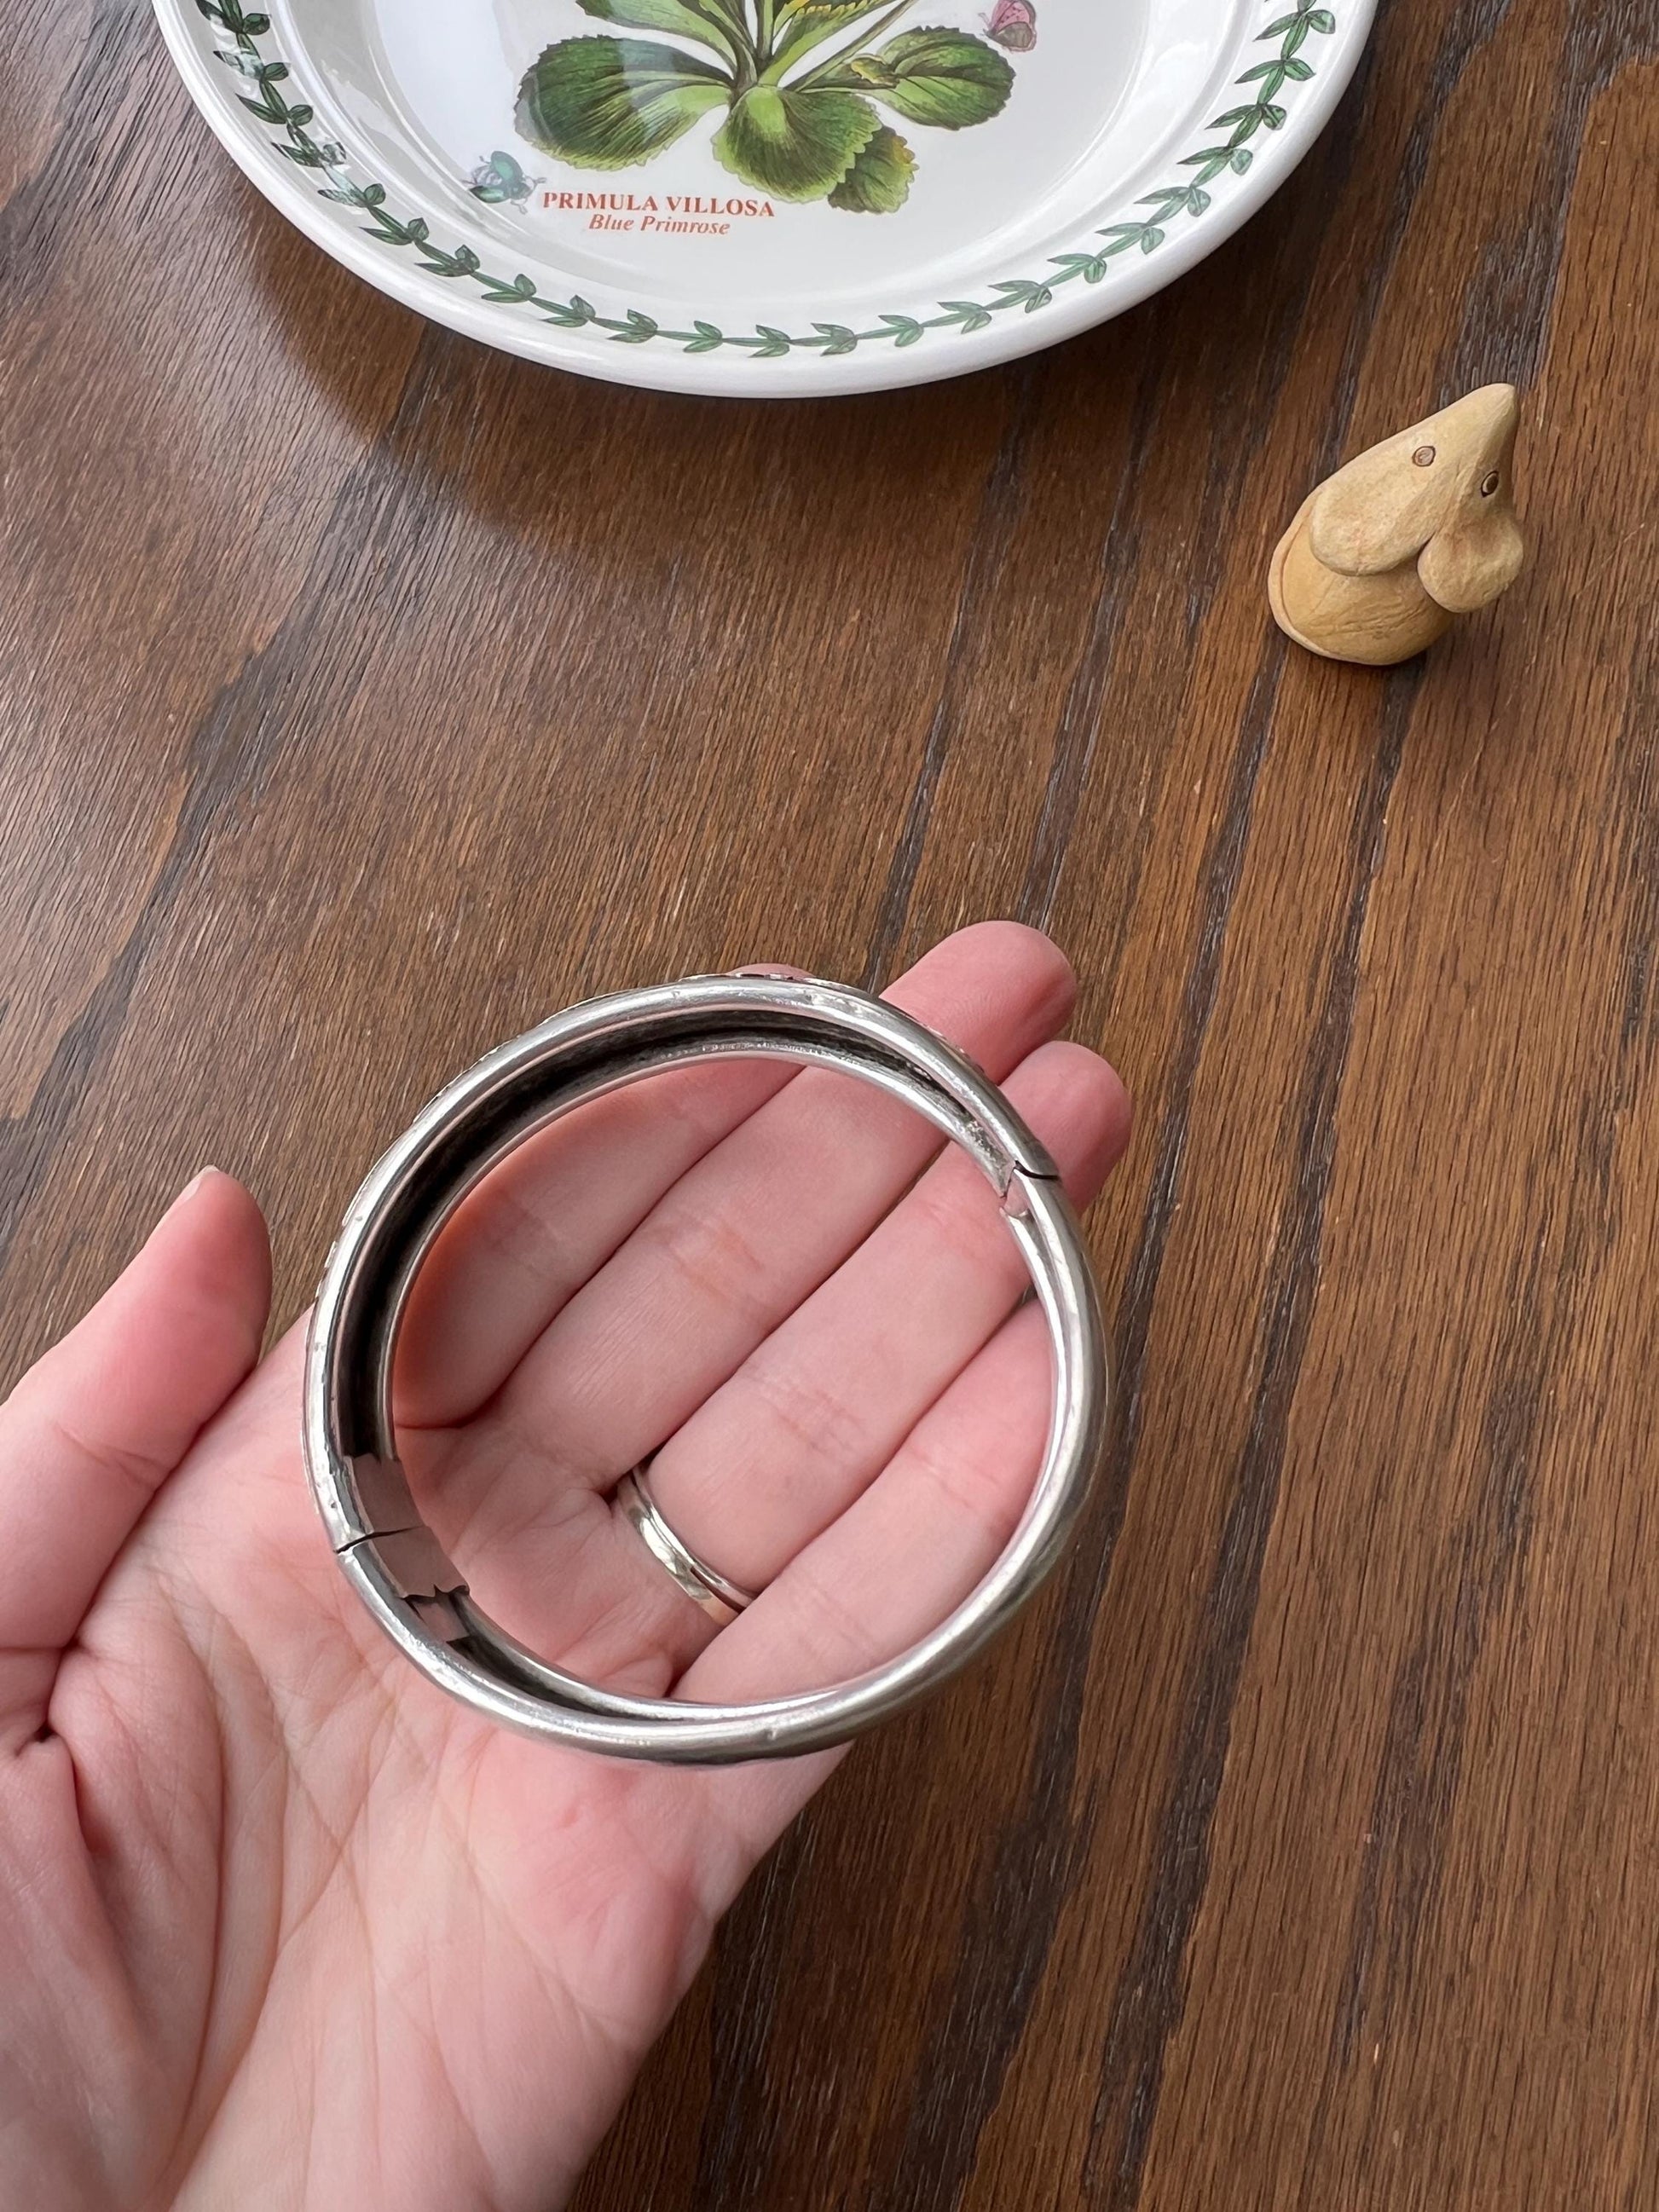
(844, 27, 1011, 129)
(516, 38, 731, 170)
(575, 0, 731, 39)
(827, 123, 916, 210)
(713, 84, 880, 198)
(763, 0, 905, 78)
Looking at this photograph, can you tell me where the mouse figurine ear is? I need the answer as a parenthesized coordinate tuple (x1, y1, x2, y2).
(1417, 503, 1527, 612)
(1269, 384, 1527, 666)
(1306, 419, 1465, 575)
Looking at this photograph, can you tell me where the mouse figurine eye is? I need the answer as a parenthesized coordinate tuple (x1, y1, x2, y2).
(1413, 444, 1436, 466)
(1481, 470, 1500, 496)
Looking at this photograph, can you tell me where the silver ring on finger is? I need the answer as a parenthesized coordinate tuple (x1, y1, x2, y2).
(611, 1462, 757, 1627)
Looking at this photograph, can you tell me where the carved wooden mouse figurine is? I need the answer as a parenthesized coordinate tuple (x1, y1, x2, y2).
(1269, 384, 1525, 665)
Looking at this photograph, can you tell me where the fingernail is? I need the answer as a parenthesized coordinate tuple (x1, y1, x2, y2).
(169, 1167, 223, 1214)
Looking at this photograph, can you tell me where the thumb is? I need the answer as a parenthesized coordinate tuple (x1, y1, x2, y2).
(0, 1170, 271, 1751)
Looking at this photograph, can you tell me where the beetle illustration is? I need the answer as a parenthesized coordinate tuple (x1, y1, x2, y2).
(468, 150, 539, 205)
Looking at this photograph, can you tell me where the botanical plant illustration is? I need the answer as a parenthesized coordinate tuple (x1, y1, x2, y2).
(198, 0, 1337, 361)
(513, 0, 1019, 213)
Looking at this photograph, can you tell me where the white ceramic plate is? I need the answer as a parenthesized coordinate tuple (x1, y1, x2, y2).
(156, 0, 1373, 396)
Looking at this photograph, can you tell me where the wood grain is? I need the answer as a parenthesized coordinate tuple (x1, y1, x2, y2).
(5, 0, 1658, 2202)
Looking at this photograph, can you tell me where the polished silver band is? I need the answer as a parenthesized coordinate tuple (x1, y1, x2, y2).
(303, 969, 1109, 1764)
(613, 1463, 758, 1627)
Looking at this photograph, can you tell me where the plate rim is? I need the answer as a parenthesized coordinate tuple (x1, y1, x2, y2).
(154, 0, 1376, 397)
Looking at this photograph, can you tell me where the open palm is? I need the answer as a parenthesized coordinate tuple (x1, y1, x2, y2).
(0, 925, 1128, 2211)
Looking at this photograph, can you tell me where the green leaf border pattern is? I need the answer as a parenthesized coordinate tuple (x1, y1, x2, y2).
(194, 0, 1336, 359)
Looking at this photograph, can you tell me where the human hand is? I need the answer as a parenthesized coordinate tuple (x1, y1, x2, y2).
(0, 924, 1129, 2211)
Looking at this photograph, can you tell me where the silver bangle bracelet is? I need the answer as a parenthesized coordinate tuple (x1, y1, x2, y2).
(303, 969, 1110, 1764)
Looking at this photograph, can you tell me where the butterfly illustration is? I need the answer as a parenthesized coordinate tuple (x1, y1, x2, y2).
(985, 0, 1036, 48)
(468, 150, 538, 205)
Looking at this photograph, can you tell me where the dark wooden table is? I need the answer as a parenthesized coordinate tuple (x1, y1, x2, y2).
(6, 0, 1658, 2202)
